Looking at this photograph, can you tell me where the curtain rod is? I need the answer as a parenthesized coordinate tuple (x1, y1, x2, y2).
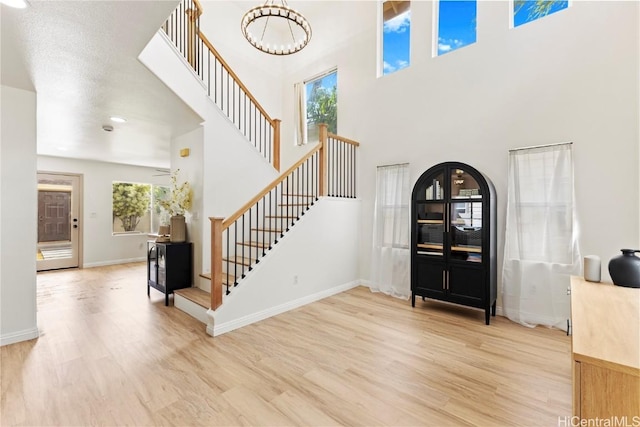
(303, 67, 338, 85)
(509, 141, 573, 152)
(377, 163, 409, 168)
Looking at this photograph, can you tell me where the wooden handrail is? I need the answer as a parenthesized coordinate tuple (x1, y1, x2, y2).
(328, 132, 360, 147)
(198, 31, 275, 126)
(192, 0, 203, 16)
(222, 143, 324, 230)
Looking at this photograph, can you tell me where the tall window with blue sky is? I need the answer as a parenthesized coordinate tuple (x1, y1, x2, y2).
(382, 0, 410, 76)
(513, 1, 568, 27)
(437, 0, 477, 56)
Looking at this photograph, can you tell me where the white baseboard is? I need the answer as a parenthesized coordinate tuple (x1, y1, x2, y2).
(83, 257, 146, 268)
(210, 279, 361, 337)
(174, 293, 208, 324)
(1, 327, 39, 346)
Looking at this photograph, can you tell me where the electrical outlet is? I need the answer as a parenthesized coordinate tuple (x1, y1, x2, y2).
(293, 275, 298, 285)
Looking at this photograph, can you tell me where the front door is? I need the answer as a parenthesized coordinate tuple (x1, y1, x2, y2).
(37, 173, 82, 271)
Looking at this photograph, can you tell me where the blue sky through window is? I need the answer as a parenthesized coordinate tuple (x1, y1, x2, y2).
(514, 1, 568, 27)
(383, 8, 411, 75)
(437, 0, 477, 56)
(305, 72, 337, 103)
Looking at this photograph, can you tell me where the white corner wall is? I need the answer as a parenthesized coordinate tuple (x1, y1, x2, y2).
(1, 85, 38, 346)
(209, 197, 361, 336)
(37, 156, 170, 267)
(170, 126, 204, 286)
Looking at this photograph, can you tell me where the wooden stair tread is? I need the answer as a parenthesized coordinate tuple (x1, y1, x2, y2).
(251, 228, 283, 233)
(237, 241, 269, 248)
(199, 272, 237, 285)
(222, 274, 237, 285)
(174, 287, 210, 308)
(223, 256, 253, 266)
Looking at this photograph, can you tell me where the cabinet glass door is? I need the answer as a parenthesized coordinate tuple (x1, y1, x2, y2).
(450, 168, 481, 199)
(416, 203, 445, 256)
(450, 201, 483, 262)
(421, 172, 445, 201)
(449, 168, 483, 262)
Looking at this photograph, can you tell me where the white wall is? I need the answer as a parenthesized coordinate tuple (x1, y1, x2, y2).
(1, 85, 38, 346)
(199, 1, 284, 119)
(170, 126, 204, 286)
(37, 156, 170, 268)
(273, 1, 639, 297)
(144, 1, 638, 312)
(209, 197, 361, 335)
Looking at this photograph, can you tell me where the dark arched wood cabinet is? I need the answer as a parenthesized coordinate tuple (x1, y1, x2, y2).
(411, 162, 497, 324)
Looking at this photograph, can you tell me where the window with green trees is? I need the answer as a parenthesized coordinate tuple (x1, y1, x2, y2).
(514, 1, 568, 27)
(112, 182, 169, 234)
(305, 70, 337, 142)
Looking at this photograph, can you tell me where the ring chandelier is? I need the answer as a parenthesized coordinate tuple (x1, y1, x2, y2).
(241, 0, 312, 56)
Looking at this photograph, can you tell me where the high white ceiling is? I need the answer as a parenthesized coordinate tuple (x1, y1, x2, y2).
(1, 0, 203, 169)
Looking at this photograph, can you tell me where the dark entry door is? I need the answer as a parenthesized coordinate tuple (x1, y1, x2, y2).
(38, 191, 71, 242)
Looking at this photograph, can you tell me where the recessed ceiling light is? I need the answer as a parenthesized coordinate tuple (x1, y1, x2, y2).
(110, 116, 127, 123)
(1, 0, 29, 9)
(56, 146, 69, 151)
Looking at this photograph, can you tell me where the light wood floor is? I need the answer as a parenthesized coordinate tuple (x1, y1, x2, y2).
(1, 263, 572, 426)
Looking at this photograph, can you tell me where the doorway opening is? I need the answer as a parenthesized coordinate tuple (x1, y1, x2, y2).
(37, 172, 82, 271)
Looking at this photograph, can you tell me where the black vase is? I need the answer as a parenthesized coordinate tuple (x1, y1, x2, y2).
(608, 249, 640, 288)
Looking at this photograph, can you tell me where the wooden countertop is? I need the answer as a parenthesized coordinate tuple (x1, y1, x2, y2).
(571, 276, 640, 369)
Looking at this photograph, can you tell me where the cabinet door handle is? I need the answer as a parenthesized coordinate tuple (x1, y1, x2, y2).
(443, 271, 446, 290)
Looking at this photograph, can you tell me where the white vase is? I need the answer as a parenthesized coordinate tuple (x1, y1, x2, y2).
(170, 215, 186, 243)
(583, 255, 601, 282)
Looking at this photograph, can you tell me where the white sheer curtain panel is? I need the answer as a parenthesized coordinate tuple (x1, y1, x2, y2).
(502, 143, 581, 331)
(293, 82, 306, 146)
(370, 164, 411, 299)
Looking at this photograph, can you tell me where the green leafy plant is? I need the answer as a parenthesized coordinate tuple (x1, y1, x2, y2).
(307, 81, 337, 134)
(112, 183, 151, 232)
(153, 185, 171, 227)
(514, 0, 560, 20)
(158, 169, 192, 217)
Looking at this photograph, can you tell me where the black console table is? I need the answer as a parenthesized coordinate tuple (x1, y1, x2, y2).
(147, 241, 192, 306)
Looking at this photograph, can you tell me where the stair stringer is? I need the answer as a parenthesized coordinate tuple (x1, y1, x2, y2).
(139, 31, 279, 287)
(206, 197, 362, 337)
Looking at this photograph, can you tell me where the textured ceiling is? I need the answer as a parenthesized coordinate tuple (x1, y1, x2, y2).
(1, 1, 203, 169)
